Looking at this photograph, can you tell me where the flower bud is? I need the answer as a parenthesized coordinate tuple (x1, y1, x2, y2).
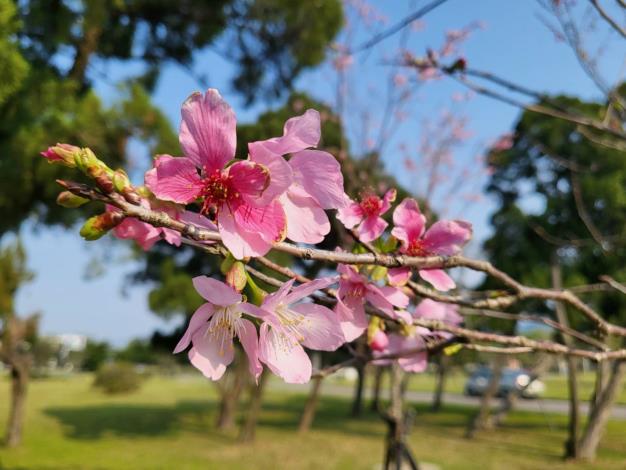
(56, 191, 89, 208)
(112, 169, 141, 204)
(226, 261, 247, 292)
(112, 169, 131, 193)
(40, 143, 80, 167)
(369, 329, 389, 352)
(79, 211, 125, 241)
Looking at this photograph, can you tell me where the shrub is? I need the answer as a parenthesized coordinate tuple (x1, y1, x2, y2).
(93, 362, 143, 395)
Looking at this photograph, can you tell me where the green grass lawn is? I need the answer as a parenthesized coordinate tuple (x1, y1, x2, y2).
(1, 374, 625, 469)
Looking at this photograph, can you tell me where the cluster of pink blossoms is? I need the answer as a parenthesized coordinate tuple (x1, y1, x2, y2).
(42, 88, 473, 384)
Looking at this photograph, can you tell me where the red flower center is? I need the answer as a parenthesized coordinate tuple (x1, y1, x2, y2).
(200, 170, 236, 216)
(359, 195, 382, 217)
(349, 282, 366, 298)
(406, 239, 430, 257)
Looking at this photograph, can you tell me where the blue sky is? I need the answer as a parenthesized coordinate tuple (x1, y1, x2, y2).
(14, 0, 626, 346)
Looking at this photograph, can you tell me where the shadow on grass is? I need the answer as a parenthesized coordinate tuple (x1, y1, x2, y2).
(44, 400, 228, 440)
(254, 394, 384, 438)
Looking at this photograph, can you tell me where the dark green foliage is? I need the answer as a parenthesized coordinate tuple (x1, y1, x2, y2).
(484, 90, 626, 331)
(81, 340, 112, 372)
(93, 362, 143, 395)
(115, 339, 159, 365)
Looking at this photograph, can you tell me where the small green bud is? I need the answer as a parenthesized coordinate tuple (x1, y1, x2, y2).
(79, 211, 124, 241)
(56, 191, 89, 208)
(112, 169, 131, 193)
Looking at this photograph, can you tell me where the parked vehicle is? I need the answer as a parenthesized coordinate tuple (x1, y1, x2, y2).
(464, 367, 545, 399)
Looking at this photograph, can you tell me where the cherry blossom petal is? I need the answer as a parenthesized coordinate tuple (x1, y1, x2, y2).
(289, 150, 345, 209)
(248, 151, 293, 206)
(391, 198, 425, 244)
(414, 298, 447, 320)
(173, 303, 214, 354)
(337, 200, 364, 228)
(421, 220, 473, 255)
(228, 160, 270, 199)
(161, 228, 181, 246)
(231, 200, 286, 245)
(377, 286, 410, 309)
(238, 318, 263, 381)
(113, 217, 162, 251)
(218, 208, 273, 259)
(147, 156, 203, 204)
(248, 109, 320, 159)
(388, 267, 411, 286)
(419, 269, 456, 291)
(192, 276, 241, 306)
(336, 301, 368, 342)
(179, 89, 236, 171)
(380, 188, 397, 214)
(179, 210, 218, 233)
(290, 303, 344, 351)
(389, 334, 428, 373)
(262, 278, 297, 311)
(144, 154, 175, 188)
(284, 276, 337, 305)
(258, 323, 312, 384)
(188, 329, 234, 381)
(280, 190, 330, 244)
(358, 215, 388, 242)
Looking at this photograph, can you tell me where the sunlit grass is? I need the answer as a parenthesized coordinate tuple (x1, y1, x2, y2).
(0, 374, 625, 469)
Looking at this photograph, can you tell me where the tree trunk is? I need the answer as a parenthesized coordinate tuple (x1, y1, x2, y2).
(238, 371, 268, 443)
(432, 355, 448, 412)
(351, 342, 367, 417)
(298, 376, 324, 433)
(551, 257, 580, 459)
(578, 360, 626, 460)
(371, 366, 385, 412)
(466, 356, 504, 438)
(382, 364, 418, 470)
(5, 360, 29, 447)
(216, 356, 247, 431)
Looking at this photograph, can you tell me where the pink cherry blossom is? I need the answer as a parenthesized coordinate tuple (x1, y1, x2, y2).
(174, 276, 262, 381)
(244, 277, 344, 384)
(108, 197, 216, 251)
(390, 198, 472, 291)
(334, 263, 409, 342)
(248, 110, 346, 244)
(337, 188, 397, 242)
(145, 90, 288, 259)
(414, 299, 462, 340)
(375, 330, 430, 373)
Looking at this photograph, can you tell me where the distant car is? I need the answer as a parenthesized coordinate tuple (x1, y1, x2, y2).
(464, 367, 545, 399)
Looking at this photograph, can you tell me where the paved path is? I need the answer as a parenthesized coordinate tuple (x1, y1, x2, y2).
(270, 382, 626, 420)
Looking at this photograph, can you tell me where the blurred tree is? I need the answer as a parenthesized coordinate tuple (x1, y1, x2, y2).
(0, 240, 38, 447)
(483, 87, 626, 459)
(81, 339, 112, 372)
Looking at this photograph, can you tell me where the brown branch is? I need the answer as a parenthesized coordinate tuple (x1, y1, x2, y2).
(59, 179, 626, 338)
(350, 0, 449, 53)
(589, 0, 626, 38)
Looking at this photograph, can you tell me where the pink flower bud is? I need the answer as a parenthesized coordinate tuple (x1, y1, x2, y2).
(40, 143, 80, 167)
(369, 330, 389, 352)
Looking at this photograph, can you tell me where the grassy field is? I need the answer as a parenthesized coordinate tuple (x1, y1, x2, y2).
(1, 374, 625, 469)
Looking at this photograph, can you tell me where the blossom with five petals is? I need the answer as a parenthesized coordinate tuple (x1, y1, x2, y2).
(146, 89, 288, 259)
(334, 263, 409, 342)
(389, 198, 472, 291)
(337, 189, 396, 242)
(248, 109, 346, 244)
(174, 276, 262, 381)
(245, 277, 344, 384)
